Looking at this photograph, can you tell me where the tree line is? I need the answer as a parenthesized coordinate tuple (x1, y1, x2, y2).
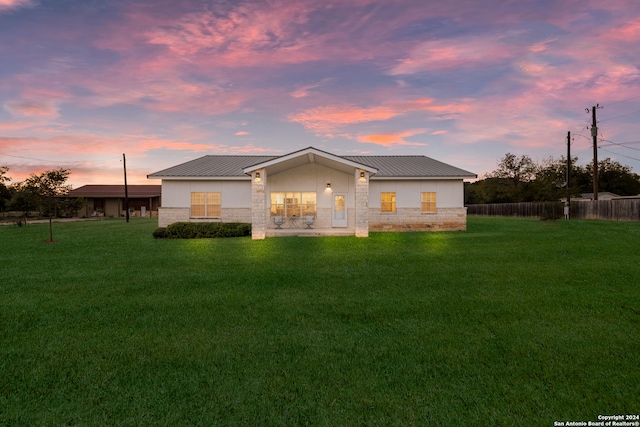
(0, 166, 82, 241)
(465, 153, 640, 204)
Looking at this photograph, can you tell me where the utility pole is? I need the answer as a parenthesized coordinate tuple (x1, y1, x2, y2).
(566, 131, 571, 219)
(123, 153, 129, 223)
(590, 105, 599, 200)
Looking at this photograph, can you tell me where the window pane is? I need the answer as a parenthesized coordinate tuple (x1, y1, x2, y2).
(381, 192, 396, 213)
(285, 193, 300, 217)
(191, 192, 205, 204)
(270, 192, 284, 216)
(191, 192, 205, 217)
(207, 204, 221, 217)
(207, 192, 221, 205)
(205, 192, 221, 217)
(191, 205, 205, 217)
(334, 194, 345, 220)
(421, 192, 436, 213)
(302, 192, 316, 216)
(191, 192, 221, 217)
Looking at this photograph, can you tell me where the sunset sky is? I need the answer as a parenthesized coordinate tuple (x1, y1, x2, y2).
(2, 0, 640, 187)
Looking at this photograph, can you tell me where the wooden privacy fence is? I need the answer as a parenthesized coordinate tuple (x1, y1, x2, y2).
(467, 200, 640, 222)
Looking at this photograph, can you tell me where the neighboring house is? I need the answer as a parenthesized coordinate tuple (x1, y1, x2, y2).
(147, 147, 476, 239)
(570, 192, 621, 201)
(68, 185, 161, 218)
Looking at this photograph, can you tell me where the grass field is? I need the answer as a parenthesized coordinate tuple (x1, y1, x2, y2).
(1, 217, 639, 426)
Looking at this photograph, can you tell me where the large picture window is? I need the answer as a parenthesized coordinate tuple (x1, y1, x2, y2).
(271, 192, 316, 217)
(421, 192, 436, 213)
(381, 192, 396, 213)
(191, 192, 221, 217)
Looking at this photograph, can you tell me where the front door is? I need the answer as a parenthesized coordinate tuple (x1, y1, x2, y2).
(332, 193, 347, 227)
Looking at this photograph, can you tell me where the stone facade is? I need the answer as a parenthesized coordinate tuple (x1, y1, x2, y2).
(157, 207, 190, 227)
(251, 168, 267, 239)
(369, 207, 468, 231)
(355, 169, 369, 237)
(157, 207, 251, 227)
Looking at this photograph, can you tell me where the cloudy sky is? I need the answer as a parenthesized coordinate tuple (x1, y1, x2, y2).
(2, 0, 640, 187)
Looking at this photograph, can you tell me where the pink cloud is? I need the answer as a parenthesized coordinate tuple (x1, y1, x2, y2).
(289, 98, 469, 135)
(290, 79, 333, 99)
(3, 100, 59, 118)
(357, 129, 428, 147)
(235, 131, 250, 136)
(0, 120, 44, 131)
(0, 0, 34, 12)
(388, 35, 515, 75)
(602, 17, 640, 42)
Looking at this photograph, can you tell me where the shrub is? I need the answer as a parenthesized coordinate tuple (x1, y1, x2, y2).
(154, 222, 251, 239)
(152, 227, 168, 238)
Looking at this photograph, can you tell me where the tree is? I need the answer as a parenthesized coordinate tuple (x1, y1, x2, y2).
(22, 168, 72, 242)
(465, 152, 640, 204)
(8, 181, 38, 224)
(0, 166, 12, 212)
(590, 158, 640, 196)
(486, 153, 537, 184)
(468, 153, 538, 203)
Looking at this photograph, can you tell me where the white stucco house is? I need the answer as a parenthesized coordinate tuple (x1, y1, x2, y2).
(147, 147, 476, 239)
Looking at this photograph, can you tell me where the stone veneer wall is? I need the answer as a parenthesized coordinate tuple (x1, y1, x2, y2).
(355, 170, 369, 237)
(369, 207, 468, 231)
(157, 207, 190, 227)
(157, 207, 252, 228)
(251, 169, 267, 239)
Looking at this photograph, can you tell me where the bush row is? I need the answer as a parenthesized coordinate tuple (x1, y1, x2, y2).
(153, 222, 251, 239)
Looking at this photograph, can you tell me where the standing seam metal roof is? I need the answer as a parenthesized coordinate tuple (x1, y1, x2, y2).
(147, 153, 475, 178)
(343, 155, 475, 177)
(148, 155, 278, 177)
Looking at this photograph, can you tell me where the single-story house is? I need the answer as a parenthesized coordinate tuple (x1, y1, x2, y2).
(67, 185, 161, 218)
(147, 147, 476, 239)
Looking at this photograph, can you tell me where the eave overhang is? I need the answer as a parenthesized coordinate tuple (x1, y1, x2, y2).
(242, 147, 378, 176)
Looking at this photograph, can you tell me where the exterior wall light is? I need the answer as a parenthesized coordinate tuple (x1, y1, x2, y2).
(256, 172, 260, 179)
(360, 171, 365, 178)
(326, 182, 331, 188)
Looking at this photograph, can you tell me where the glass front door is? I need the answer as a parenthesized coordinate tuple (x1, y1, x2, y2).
(332, 193, 347, 227)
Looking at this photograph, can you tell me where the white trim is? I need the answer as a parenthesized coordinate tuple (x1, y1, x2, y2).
(371, 176, 475, 180)
(243, 147, 378, 174)
(152, 176, 251, 181)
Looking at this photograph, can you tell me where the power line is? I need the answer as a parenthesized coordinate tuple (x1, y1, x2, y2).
(0, 152, 67, 163)
(599, 108, 640, 123)
(601, 94, 640, 108)
(599, 147, 640, 163)
(0, 152, 121, 165)
(599, 140, 640, 151)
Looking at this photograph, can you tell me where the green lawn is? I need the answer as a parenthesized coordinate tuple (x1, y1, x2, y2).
(1, 217, 639, 426)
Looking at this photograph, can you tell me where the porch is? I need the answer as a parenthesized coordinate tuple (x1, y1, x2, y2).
(265, 228, 356, 237)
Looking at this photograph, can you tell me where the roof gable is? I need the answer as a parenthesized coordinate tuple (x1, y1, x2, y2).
(243, 147, 378, 175)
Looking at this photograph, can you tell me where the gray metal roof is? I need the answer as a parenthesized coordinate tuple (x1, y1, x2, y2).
(344, 155, 476, 178)
(147, 149, 476, 179)
(148, 155, 277, 178)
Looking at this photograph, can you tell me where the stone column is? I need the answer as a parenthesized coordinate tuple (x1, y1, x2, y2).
(251, 168, 267, 240)
(354, 169, 369, 237)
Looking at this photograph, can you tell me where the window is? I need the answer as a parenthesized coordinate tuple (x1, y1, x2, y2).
(381, 192, 396, 213)
(270, 192, 316, 217)
(191, 192, 221, 217)
(421, 192, 436, 213)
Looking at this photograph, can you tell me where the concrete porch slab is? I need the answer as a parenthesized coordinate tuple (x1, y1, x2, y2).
(265, 228, 355, 237)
